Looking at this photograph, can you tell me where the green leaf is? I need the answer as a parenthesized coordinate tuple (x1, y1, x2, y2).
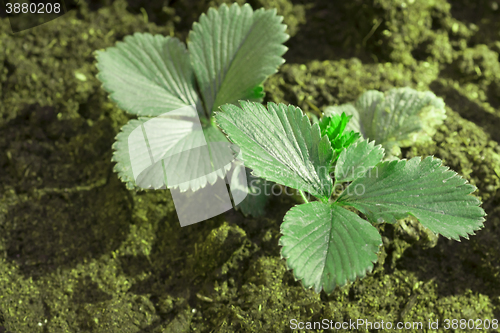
(188, 3, 288, 114)
(112, 107, 233, 191)
(96, 33, 203, 118)
(334, 139, 384, 184)
(325, 88, 446, 157)
(280, 202, 382, 293)
(324, 104, 361, 133)
(216, 101, 334, 200)
(337, 156, 485, 240)
(319, 112, 362, 162)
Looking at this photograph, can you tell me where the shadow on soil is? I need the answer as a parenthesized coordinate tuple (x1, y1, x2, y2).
(430, 80, 500, 143)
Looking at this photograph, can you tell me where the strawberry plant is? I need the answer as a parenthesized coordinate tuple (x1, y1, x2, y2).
(215, 101, 485, 293)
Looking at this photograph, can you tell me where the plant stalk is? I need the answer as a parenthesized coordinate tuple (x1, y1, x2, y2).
(299, 190, 309, 203)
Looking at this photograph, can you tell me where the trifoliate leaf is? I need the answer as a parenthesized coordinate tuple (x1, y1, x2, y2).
(216, 101, 334, 200)
(96, 33, 203, 118)
(334, 139, 384, 184)
(98, 6, 289, 198)
(336, 156, 485, 241)
(325, 87, 446, 157)
(319, 112, 362, 162)
(112, 106, 233, 191)
(189, 3, 288, 114)
(280, 202, 382, 294)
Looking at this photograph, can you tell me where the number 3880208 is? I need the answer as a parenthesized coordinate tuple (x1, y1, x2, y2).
(6, 2, 61, 14)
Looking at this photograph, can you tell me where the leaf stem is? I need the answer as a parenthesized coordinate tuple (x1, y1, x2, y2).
(194, 77, 211, 119)
(299, 190, 309, 203)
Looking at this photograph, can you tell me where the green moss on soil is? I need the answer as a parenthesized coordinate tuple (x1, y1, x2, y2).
(1, 0, 500, 332)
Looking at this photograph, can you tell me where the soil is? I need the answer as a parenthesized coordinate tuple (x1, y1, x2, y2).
(1, 0, 500, 332)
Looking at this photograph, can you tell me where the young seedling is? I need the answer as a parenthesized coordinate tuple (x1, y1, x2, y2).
(215, 101, 485, 293)
(95, 3, 288, 217)
(325, 87, 446, 158)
